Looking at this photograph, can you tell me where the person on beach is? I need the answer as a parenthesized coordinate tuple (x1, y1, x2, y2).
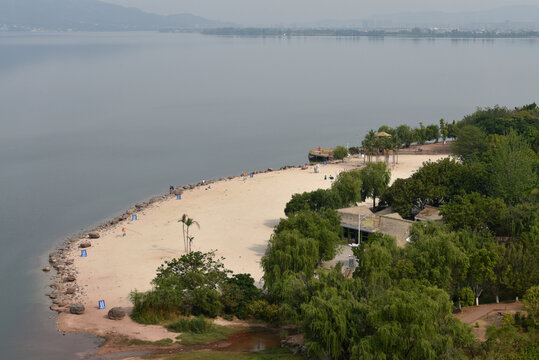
(169, 185, 174, 194)
(122, 227, 127, 237)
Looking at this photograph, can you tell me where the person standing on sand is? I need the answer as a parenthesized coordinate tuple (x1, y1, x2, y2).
(122, 227, 126, 237)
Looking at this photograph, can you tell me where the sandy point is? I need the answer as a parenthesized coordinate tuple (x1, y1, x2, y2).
(57, 154, 447, 340)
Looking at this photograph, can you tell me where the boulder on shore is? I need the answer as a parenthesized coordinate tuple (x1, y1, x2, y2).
(80, 241, 91, 248)
(88, 232, 100, 239)
(108, 307, 126, 320)
(69, 303, 85, 315)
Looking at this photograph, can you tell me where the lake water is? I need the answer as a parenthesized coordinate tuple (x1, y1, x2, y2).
(0, 32, 538, 359)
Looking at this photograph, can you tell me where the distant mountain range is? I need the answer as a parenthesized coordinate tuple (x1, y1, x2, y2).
(1, 1, 538, 32)
(0, 0, 229, 31)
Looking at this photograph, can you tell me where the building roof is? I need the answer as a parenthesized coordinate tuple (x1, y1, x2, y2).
(377, 216, 414, 247)
(415, 205, 442, 222)
(338, 205, 374, 229)
(338, 206, 413, 247)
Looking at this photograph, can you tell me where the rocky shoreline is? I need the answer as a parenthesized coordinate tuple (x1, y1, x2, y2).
(43, 162, 320, 316)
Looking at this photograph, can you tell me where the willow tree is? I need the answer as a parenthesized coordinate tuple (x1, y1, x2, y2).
(261, 229, 319, 291)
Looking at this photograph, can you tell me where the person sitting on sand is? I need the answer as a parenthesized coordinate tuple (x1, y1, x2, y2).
(122, 227, 127, 237)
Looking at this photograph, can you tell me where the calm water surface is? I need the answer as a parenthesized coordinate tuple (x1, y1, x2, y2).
(0, 32, 538, 359)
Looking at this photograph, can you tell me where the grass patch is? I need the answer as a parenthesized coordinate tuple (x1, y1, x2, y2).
(175, 325, 242, 346)
(167, 316, 213, 333)
(150, 348, 302, 360)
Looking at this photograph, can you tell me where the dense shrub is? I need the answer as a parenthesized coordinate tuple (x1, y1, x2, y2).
(166, 315, 213, 333)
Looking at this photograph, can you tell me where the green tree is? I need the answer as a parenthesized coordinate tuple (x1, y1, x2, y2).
(468, 248, 497, 306)
(458, 286, 475, 308)
(275, 209, 342, 262)
(414, 122, 428, 145)
(262, 230, 319, 290)
(331, 169, 363, 207)
(284, 189, 339, 215)
(440, 193, 508, 235)
(440, 118, 448, 143)
(486, 131, 537, 205)
(221, 273, 260, 319)
(406, 222, 469, 294)
(301, 282, 362, 359)
(426, 124, 440, 143)
(131, 251, 232, 321)
(502, 226, 539, 298)
(451, 125, 489, 162)
(523, 285, 539, 323)
(396, 124, 414, 147)
(360, 161, 391, 209)
(362, 130, 377, 162)
(332, 145, 348, 161)
(351, 284, 474, 360)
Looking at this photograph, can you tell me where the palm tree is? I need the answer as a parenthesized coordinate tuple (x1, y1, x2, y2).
(178, 214, 199, 253)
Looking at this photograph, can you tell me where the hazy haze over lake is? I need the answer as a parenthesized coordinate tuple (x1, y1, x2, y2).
(0, 32, 538, 359)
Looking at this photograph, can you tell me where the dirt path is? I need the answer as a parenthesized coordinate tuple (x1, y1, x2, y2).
(454, 302, 523, 324)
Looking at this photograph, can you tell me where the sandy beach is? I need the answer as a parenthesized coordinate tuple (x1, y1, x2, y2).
(55, 154, 447, 341)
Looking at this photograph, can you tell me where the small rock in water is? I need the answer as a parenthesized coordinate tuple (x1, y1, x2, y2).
(69, 303, 85, 315)
(108, 307, 126, 320)
(42, 267, 51, 272)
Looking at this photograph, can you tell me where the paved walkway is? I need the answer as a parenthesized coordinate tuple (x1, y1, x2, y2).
(454, 302, 523, 324)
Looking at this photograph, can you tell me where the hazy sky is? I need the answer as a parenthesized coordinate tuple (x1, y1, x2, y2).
(101, 0, 539, 24)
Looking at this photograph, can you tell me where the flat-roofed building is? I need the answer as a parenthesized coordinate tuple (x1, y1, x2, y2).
(338, 206, 413, 247)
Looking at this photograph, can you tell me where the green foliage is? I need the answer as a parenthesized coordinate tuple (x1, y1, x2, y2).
(414, 122, 428, 144)
(486, 131, 537, 205)
(284, 189, 339, 215)
(332, 145, 348, 160)
(440, 118, 448, 142)
(426, 123, 440, 142)
(458, 287, 475, 307)
(247, 300, 283, 325)
(524, 285, 539, 322)
(406, 222, 469, 294)
(396, 124, 414, 147)
(166, 315, 213, 333)
(354, 233, 399, 291)
(452, 125, 489, 162)
(351, 284, 474, 360)
(262, 230, 318, 291)
(221, 273, 260, 319)
(440, 193, 508, 234)
(502, 226, 539, 297)
(468, 248, 498, 305)
(331, 169, 363, 207)
(478, 313, 539, 360)
(274, 209, 342, 261)
(382, 158, 480, 218)
(131, 252, 260, 322)
(359, 161, 391, 209)
(301, 286, 362, 359)
(348, 146, 360, 155)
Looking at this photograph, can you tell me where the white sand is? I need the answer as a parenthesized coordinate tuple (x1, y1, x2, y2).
(57, 155, 446, 340)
